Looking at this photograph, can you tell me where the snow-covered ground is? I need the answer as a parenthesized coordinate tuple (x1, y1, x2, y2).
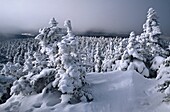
(0, 70, 169, 112)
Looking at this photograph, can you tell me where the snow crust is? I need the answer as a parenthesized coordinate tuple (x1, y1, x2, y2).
(0, 70, 168, 112)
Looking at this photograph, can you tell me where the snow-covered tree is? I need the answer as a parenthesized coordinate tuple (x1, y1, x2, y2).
(9, 18, 64, 96)
(9, 19, 93, 104)
(140, 8, 168, 60)
(114, 32, 149, 77)
(94, 42, 102, 72)
(23, 51, 34, 73)
(102, 41, 114, 72)
(0, 62, 23, 78)
(53, 20, 92, 103)
(143, 8, 161, 43)
(35, 18, 64, 68)
(156, 57, 170, 97)
(127, 32, 145, 62)
(10, 76, 33, 96)
(156, 57, 170, 80)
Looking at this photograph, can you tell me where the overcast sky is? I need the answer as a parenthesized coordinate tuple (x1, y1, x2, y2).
(0, 0, 170, 36)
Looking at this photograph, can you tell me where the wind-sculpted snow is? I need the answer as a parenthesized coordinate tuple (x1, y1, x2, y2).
(0, 71, 168, 112)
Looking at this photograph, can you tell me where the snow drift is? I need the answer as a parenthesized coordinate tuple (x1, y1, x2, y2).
(0, 70, 169, 112)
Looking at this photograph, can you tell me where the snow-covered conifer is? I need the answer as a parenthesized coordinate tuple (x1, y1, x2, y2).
(156, 57, 170, 96)
(143, 8, 161, 43)
(49, 17, 58, 27)
(54, 20, 92, 103)
(102, 41, 114, 72)
(23, 51, 34, 73)
(10, 76, 33, 96)
(94, 42, 102, 72)
(35, 18, 64, 67)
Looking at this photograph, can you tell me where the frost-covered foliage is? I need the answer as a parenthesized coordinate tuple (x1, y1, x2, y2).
(0, 40, 39, 100)
(9, 18, 65, 96)
(109, 8, 168, 77)
(156, 57, 170, 97)
(102, 41, 114, 72)
(0, 8, 170, 106)
(0, 38, 39, 65)
(10, 68, 57, 96)
(1, 8, 168, 78)
(139, 8, 168, 60)
(31, 68, 56, 93)
(53, 20, 93, 103)
(94, 42, 102, 72)
(0, 74, 15, 103)
(127, 32, 145, 62)
(35, 18, 66, 67)
(112, 32, 149, 77)
(10, 76, 33, 96)
(23, 50, 34, 73)
(143, 8, 161, 43)
(156, 57, 170, 80)
(9, 19, 93, 104)
(0, 62, 23, 78)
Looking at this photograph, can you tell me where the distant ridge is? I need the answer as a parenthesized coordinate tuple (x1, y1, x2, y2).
(75, 31, 129, 38)
(0, 33, 36, 41)
(0, 31, 130, 41)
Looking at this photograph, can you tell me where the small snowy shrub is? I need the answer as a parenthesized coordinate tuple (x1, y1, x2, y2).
(30, 68, 56, 93)
(10, 76, 33, 96)
(156, 57, 170, 102)
(0, 74, 15, 103)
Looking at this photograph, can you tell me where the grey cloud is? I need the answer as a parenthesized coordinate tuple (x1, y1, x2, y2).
(0, 0, 169, 36)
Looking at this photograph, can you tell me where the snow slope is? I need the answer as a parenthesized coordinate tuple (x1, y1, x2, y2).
(0, 70, 169, 112)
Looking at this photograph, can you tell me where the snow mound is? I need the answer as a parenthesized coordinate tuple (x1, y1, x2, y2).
(0, 70, 169, 112)
(151, 56, 165, 71)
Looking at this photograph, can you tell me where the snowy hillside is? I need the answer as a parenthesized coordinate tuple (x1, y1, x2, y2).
(0, 8, 170, 112)
(0, 70, 169, 112)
